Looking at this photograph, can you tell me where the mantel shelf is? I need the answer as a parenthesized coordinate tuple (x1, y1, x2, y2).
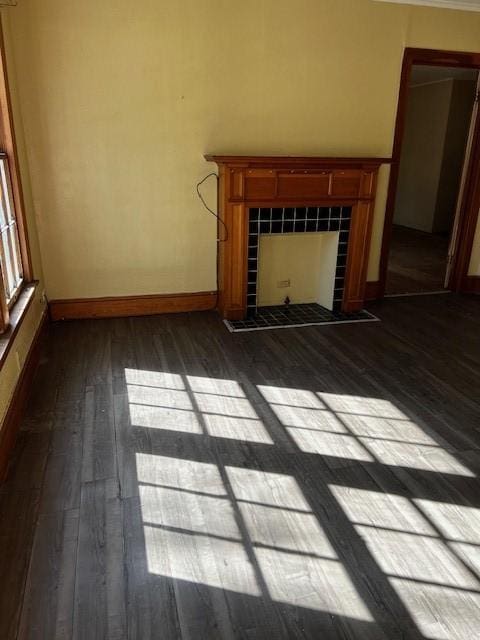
(205, 155, 392, 168)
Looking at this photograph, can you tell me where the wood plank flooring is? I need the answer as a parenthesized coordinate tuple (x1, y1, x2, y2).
(386, 225, 450, 294)
(1, 293, 480, 639)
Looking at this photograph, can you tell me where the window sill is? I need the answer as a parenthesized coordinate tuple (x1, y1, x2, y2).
(0, 282, 39, 371)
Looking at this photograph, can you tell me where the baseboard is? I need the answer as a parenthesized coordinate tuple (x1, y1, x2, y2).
(0, 311, 48, 483)
(365, 280, 381, 301)
(463, 276, 480, 294)
(49, 290, 217, 321)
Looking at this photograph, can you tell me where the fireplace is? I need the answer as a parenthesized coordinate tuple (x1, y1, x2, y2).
(247, 206, 351, 315)
(205, 155, 390, 320)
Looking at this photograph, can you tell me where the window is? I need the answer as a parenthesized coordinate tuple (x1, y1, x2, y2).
(0, 20, 32, 334)
(0, 154, 23, 307)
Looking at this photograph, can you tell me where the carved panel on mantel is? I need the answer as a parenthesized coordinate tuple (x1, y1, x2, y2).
(205, 155, 391, 320)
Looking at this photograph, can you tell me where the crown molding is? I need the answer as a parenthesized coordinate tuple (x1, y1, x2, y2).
(374, 0, 480, 12)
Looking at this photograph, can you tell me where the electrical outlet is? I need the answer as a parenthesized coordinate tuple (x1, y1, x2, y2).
(277, 279, 291, 288)
(41, 289, 47, 304)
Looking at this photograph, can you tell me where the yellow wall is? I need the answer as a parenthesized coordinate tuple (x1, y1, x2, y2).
(0, 12, 46, 429)
(394, 79, 453, 233)
(4, 0, 480, 301)
(258, 233, 339, 307)
(470, 222, 480, 275)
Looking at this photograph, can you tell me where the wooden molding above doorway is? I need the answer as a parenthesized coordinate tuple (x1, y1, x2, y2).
(379, 47, 480, 298)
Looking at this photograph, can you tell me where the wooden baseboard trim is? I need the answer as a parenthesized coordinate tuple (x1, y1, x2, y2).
(0, 311, 48, 483)
(463, 276, 480, 294)
(365, 280, 381, 301)
(49, 290, 217, 321)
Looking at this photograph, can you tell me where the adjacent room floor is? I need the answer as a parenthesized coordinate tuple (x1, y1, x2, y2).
(1, 294, 480, 640)
(386, 224, 451, 295)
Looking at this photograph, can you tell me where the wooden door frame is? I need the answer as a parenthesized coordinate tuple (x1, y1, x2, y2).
(378, 47, 480, 297)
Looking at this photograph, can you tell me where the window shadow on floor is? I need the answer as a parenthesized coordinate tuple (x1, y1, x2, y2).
(3, 303, 480, 639)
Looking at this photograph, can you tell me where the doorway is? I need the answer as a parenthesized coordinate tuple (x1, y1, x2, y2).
(386, 65, 478, 295)
(379, 48, 480, 299)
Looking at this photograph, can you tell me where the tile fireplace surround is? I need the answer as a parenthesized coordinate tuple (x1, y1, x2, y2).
(205, 155, 390, 321)
(247, 206, 351, 315)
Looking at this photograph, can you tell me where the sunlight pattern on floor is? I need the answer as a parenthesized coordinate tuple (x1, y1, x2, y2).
(227, 466, 373, 618)
(125, 367, 273, 444)
(258, 386, 474, 475)
(127, 369, 479, 638)
(330, 485, 480, 640)
(137, 453, 260, 596)
(137, 452, 373, 620)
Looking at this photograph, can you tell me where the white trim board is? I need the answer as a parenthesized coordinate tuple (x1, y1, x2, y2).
(373, 0, 480, 11)
(384, 290, 451, 298)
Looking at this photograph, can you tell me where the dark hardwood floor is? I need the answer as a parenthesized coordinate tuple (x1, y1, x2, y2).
(1, 293, 480, 639)
(386, 224, 450, 295)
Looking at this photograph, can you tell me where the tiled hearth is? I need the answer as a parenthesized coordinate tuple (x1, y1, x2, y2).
(224, 303, 378, 332)
(247, 206, 352, 316)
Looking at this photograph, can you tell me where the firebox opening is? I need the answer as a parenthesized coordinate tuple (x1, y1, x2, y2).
(257, 232, 340, 311)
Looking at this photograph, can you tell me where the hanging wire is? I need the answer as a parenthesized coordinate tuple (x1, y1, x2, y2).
(196, 172, 228, 242)
(196, 172, 228, 312)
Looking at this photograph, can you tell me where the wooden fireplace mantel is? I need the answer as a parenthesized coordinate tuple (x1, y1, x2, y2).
(205, 155, 390, 320)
